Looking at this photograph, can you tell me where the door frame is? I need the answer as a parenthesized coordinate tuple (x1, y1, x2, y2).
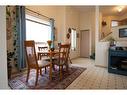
(80, 29, 91, 58)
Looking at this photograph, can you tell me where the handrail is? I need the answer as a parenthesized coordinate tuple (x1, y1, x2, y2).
(101, 32, 112, 40)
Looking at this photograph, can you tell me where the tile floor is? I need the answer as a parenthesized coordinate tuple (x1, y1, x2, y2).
(66, 58, 127, 89)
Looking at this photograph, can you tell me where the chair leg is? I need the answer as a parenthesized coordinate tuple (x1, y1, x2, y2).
(69, 56, 72, 64)
(62, 65, 63, 71)
(49, 64, 52, 80)
(45, 67, 47, 74)
(52, 63, 55, 71)
(26, 68, 30, 82)
(38, 53, 40, 60)
(66, 64, 69, 72)
(59, 66, 61, 72)
(40, 68, 42, 76)
(60, 66, 62, 80)
(66, 64, 70, 76)
(35, 69, 39, 86)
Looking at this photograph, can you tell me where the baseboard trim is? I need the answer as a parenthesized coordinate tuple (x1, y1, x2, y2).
(70, 56, 80, 60)
(95, 64, 107, 68)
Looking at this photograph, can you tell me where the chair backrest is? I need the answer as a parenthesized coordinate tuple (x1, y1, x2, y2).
(38, 46, 48, 51)
(38, 46, 48, 56)
(58, 43, 71, 64)
(24, 40, 38, 68)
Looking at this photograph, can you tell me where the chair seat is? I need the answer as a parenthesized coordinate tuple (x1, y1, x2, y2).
(38, 60, 51, 68)
(42, 56, 58, 61)
(41, 56, 50, 61)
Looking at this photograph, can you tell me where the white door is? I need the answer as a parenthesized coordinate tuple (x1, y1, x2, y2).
(80, 30, 90, 57)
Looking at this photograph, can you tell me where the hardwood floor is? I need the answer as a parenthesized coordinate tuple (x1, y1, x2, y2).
(67, 58, 127, 89)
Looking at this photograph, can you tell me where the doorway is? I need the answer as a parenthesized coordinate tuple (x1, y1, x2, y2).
(80, 30, 90, 58)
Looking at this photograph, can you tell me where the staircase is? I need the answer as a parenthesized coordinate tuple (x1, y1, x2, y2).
(100, 32, 112, 41)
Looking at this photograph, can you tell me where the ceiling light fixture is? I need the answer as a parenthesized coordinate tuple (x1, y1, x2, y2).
(117, 6, 125, 12)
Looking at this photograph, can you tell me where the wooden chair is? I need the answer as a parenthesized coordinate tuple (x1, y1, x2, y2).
(53, 43, 71, 80)
(38, 46, 48, 51)
(68, 44, 72, 64)
(37, 46, 48, 60)
(24, 40, 52, 86)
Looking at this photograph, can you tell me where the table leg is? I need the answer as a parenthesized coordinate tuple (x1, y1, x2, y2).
(69, 56, 72, 64)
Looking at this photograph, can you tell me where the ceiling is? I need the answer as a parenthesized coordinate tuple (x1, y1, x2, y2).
(72, 6, 127, 16)
(71, 6, 95, 12)
(26, 6, 127, 16)
(100, 6, 127, 16)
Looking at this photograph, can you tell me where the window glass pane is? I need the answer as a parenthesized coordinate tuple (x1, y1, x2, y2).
(112, 21, 118, 27)
(74, 30, 76, 48)
(26, 14, 50, 26)
(71, 29, 77, 50)
(26, 15, 51, 43)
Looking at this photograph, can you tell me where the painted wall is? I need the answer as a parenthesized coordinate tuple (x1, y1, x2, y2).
(101, 15, 119, 39)
(65, 7, 80, 59)
(111, 25, 127, 47)
(101, 16, 112, 35)
(100, 12, 127, 40)
(99, 12, 102, 40)
(55, 7, 66, 43)
(95, 6, 110, 67)
(79, 10, 95, 55)
(0, 6, 8, 89)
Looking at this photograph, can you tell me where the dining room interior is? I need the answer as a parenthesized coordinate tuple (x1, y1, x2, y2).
(1, 5, 127, 89)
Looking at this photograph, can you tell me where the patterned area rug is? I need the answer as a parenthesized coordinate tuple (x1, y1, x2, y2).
(9, 66, 86, 89)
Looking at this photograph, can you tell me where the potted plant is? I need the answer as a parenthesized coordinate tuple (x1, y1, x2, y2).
(108, 37, 116, 47)
(7, 51, 14, 79)
(47, 40, 52, 50)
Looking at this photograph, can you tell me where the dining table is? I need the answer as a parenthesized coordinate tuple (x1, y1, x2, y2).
(37, 49, 60, 72)
(37, 49, 59, 60)
(37, 46, 71, 80)
(37, 48, 72, 64)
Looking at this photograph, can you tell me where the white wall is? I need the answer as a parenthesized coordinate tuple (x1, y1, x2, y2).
(65, 7, 80, 59)
(100, 15, 119, 39)
(0, 6, 8, 89)
(55, 7, 66, 43)
(101, 16, 112, 35)
(111, 25, 127, 47)
(95, 6, 110, 67)
(112, 25, 127, 41)
(79, 10, 95, 55)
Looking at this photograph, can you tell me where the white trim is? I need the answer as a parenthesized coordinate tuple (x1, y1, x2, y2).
(0, 6, 8, 89)
(89, 29, 92, 56)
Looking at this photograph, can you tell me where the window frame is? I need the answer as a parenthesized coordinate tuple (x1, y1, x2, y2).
(71, 28, 77, 51)
(25, 14, 51, 44)
(111, 20, 119, 27)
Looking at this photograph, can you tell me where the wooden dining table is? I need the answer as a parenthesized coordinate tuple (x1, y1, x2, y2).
(37, 49, 60, 72)
(37, 47, 71, 80)
(37, 50, 59, 60)
(37, 48, 72, 64)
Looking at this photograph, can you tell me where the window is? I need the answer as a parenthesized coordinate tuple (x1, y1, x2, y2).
(71, 29, 77, 50)
(26, 15, 51, 44)
(111, 20, 118, 27)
